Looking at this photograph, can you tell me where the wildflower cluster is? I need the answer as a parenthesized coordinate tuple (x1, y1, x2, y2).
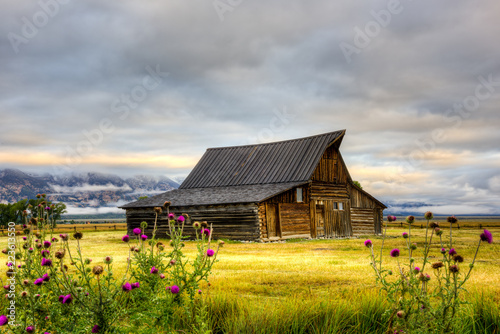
(0, 200, 221, 333)
(365, 213, 493, 333)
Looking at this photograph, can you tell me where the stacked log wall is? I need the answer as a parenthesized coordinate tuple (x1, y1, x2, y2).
(126, 204, 260, 241)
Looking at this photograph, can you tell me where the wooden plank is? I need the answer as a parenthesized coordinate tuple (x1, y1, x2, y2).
(266, 203, 277, 238)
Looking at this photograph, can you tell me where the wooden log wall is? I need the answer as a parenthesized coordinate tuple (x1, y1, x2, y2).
(258, 203, 268, 239)
(278, 203, 311, 239)
(126, 204, 260, 241)
(350, 208, 376, 235)
(375, 208, 383, 234)
(310, 182, 349, 199)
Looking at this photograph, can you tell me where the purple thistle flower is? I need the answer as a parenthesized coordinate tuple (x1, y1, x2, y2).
(390, 249, 400, 258)
(59, 234, 68, 241)
(170, 285, 180, 294)
(122, 282, 132, 292)
(364, 239, 372, 247)
(41, 258, 52, 267)
(178, 216, 185, 222)
(42, 274, 50, 282)
(168, 213, 175, 219)
(58, 295, 65, 303)
(202, 228, 210, 236)
(441, 248, 446, 254)
(26, 326, 34, 333)
(141, 234, 148, 241)
(413, 267, 420, 274)
(23, 236, 27, 240)
(150, 266, 159, 274)
(6, 263, 13, 267)
(480, 229, 493, 244)
(62, 294, 72, 304)
(45, 206, 51, 211)
(207, 249, 215, 257)
(0, 315, 7, 326)
(132, 282, 140, 289)
(402, 232, 408, 239)
(3, 285, 8, 291)
(122, 235, 130, 242)
(160, 273, 165, 279)
(51, 237, 57, 242)
(34, 278, 44, 286)
(92, 325, 101, 333)
(133, 228, 141, 235)
(449, 248, 457, 256)
(41, 250, 50, 258)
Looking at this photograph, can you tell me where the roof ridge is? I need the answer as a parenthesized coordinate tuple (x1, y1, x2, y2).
(206, 129, 345, 150)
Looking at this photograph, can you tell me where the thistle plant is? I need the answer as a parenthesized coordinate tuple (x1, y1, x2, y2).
(0, 200, 221, 333)
(365, 213, 493, 333)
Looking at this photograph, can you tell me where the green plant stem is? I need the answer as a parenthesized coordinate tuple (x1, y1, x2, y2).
(458, 239, 482, 289)
(379, 221, 387, 272)
(449, 223, 453, 249)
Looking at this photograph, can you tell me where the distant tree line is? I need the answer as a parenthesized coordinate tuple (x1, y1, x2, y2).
(0, 196, 66, 228)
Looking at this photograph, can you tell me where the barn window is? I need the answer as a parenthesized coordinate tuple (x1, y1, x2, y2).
(338, 202, 344, 210)
(296, 188, 303, 202)
(333, 202, 338, 210)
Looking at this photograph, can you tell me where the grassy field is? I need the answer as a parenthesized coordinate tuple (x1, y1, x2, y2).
(2, 222, 500, 333)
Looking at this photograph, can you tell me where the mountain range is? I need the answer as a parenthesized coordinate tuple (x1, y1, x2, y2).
(0, 169, 180, 212)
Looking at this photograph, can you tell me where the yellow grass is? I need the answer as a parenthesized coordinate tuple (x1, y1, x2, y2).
(4, 224, 499, 302)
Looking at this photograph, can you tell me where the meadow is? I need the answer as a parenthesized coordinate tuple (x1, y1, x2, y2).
(2, 221, 499, 333)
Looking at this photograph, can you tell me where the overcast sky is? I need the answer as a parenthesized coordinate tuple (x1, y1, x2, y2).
(1, 0, 500, 214)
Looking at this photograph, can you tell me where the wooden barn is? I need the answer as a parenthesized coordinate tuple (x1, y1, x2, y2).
(120, 130, 386, 241)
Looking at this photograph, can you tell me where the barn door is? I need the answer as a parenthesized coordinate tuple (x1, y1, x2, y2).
(315, 204, 325, 237)
(266, 204, 280, 238)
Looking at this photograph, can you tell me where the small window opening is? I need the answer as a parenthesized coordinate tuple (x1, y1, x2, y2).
(296, 188, 303, 202)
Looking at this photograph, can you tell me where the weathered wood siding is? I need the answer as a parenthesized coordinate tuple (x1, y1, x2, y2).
(264, 186, 310, 204)
(279, 203, 310, 238)
(259, 186, 311, 241)
(350, 208, 375, 235)
(350, 185, 377, 209)
(349, 185, 383, 235)
(126, 204, 260, 241)
(310, 199, 352, 238)
(311, 145, 349, 184)
(310, 182, 349, 199)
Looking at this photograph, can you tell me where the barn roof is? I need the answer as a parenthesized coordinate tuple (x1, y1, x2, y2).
(179, 130, 345, 189)
(119, 182, 307, 208)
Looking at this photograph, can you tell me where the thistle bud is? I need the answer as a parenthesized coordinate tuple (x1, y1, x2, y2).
(92, 265, 104, 276)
